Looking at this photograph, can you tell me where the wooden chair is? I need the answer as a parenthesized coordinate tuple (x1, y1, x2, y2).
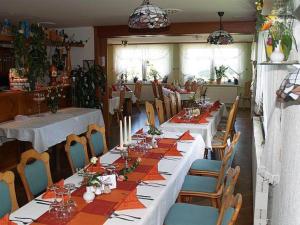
(155, 98, 165, 125)
(151, 81, 158, 99)
(184, 81, 191, 91)
(242, 80, 251, 108)
(169, 93, 177, 116)
(133, 81, 142, 112)
(65, 134, 89, 174)
(163, 95, 172, 120)
(165, 167, 242, 225)
(212, 102, 236, 159)
(114, 89, 125, 121)
(178, 149, 234, 208)
(17, 149, 53, 201)
(175, 91, 182, 112)
(190, 132, 241, 177)
(0, 171, 19, 218)
(145, 101, 156, 127)
(191, 81, 198, 92)
(157, 84, 164, 100)
(86, 124, 108, 157)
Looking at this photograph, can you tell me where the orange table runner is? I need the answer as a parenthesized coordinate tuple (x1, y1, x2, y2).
(32, 139, 184, 225)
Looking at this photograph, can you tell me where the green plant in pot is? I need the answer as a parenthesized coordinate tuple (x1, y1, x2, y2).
(46, 85, 65, 113)
(215, 65, 228, 84)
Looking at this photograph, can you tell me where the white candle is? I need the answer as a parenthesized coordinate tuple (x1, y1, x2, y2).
(124, 116, 127, 145)
(128, 116, 132, 143)
(120, 120, 123, 149)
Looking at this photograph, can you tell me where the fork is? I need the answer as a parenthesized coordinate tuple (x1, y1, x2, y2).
(112, 212, 141, 219)
(109, 215, 134, 221)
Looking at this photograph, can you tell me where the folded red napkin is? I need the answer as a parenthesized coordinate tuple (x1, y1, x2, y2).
(135, 128, 144, 135)
(112, 85, 117, 91)
(178, 131, 195, 140)
(157, 138, 177, 148)
(0, 214, 17, 225)
(142, 164, 165, 181)
(114, 189, 145, 211)
(165, 145, 183, 157)
(42, 179, 64, 199)
(86, 162, 104, 173)
(213, 100, 221, 107)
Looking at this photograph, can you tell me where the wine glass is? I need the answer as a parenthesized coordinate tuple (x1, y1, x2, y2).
(48, 184, 60, 215)
(64, 183, 77, 217)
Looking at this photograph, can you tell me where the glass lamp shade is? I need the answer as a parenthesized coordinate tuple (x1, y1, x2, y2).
(128, 0, 170, 29)
(207, 30, 234, 45)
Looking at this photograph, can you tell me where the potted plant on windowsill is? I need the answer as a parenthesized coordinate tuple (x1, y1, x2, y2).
(215, 65, 228, 84)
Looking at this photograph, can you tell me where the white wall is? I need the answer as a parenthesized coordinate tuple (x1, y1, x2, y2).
(60, 27, 95, 67)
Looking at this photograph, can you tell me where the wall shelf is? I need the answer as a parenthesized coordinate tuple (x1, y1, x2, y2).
(258, 61, 300, 65)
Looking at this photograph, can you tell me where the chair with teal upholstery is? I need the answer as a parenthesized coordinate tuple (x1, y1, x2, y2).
(86, 124, 108, 157)
(190, 132, 241, 177)
(65, 134, 89, 174)
(0, 171, 19, 218)
(164, 167, 242, 225)
(178, 150, 234, 208)
(17, 149, 53, 201)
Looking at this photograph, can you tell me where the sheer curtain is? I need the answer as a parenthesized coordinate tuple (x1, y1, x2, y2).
(113, 44, 172, 81)
(180, 43, 251, 83)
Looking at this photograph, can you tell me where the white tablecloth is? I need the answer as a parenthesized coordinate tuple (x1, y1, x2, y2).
(162, 87, 194, 101)
(112, 91, 137, 103)
(160, 104, 226, 148)
(0, 107, 104, 152)
(10, 131, 205, 225)
(109, 97, 120, 115)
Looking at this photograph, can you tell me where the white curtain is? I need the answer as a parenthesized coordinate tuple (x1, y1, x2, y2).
(113, 44, 172, 81)
(179, 43, 251, 83)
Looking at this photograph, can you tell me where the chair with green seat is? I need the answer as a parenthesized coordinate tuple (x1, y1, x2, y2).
(178, 151, 235, 208)
(65, 134, 89, 174)
(0, 171, 19, 218)
(86, 124, 108, 157)
(164, 167, 242, 225)
(190, 132, 241, 177)
(17, 149, 53, 201)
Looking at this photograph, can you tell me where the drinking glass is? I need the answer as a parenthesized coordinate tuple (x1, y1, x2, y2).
(48, 184, 60, 215)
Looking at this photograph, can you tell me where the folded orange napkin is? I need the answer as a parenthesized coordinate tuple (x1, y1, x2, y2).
(0, 214, 17, 225)
(114, 189, 145, 211)
(42, 179, 64, 199)
(178, 131, 194, 140)
(142, 164, 165, 181)
(165, 145, 182, 157)
(86, 162, 103, 173)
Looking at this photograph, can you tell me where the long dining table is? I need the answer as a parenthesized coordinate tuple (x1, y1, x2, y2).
(159, 103, 227, 148)
(10, 131, 205, 225)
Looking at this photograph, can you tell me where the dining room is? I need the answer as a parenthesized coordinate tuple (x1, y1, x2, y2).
(1, 0, 300, 225)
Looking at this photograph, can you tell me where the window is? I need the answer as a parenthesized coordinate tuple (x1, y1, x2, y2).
(180, 43, 250, 82)
(113, 44, 172, 81)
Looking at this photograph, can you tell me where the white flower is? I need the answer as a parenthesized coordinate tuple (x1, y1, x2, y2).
(18, 29, 24, 34)
(137, 157, 142, 163)
(58, 94, 61, 97)
(90, 157, 98, 165)
(51, 97, 54, 100)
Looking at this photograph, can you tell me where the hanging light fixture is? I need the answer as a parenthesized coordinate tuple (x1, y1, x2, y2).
(207, 12, 233, 45)
(128, 0, 170, 29)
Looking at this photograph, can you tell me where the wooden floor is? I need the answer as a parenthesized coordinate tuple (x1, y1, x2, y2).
(6, 106, 253, 225)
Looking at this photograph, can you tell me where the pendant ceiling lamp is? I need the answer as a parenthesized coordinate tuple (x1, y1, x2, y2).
(207, 12, 233, 45)
(128, 0, 170, 29)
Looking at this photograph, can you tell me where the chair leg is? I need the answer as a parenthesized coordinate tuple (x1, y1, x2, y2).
(217, 197, 221, 208)
(211, 198, 217, 208)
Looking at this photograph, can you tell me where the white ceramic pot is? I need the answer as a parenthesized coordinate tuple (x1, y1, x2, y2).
(83, 186, 95, 203)
(270, 41, 284, 63)
(94, 186, 102, 195)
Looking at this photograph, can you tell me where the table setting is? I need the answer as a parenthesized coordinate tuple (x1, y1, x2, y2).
(9, 118, 205, 225)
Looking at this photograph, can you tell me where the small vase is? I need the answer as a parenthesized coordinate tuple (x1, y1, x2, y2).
(270, 41, 284, 63)
(94, 187, 102, 195)
(83, 186, 95, 203)
(216, 78, 221, 84)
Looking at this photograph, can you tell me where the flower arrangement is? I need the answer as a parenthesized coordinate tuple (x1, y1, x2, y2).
(147, 125, 162, 136)
(118, 157, 142, 181)
(46, 85, 65, 113)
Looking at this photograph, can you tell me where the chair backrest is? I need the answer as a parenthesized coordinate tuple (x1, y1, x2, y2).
(231, 96, 240, 136)
(175, 92, 182, 112)
(145, 101, 156, 127)
(243, 80, 252, 98)
(217, 166, 242, 225)
(222, 103, 236, 144)
(169, 93, 177, 116)
(155, 98, 165, 125)
(163, 95, 172, 120)
(134, 81, 142, 100)
(157, 84, 164, 100)
(215, 146, 233, 191)
(0, 171, 19, 218)
(65, 134, 89, 174)
(151, 81, 158, 98)
(191, 81, 198, 92)
(228, 132, 241, 168)
(86, 124, 108, 157)
(118, 89, 125, 111)
(17, 149, 53, 201)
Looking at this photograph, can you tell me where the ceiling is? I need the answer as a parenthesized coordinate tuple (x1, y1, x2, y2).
(0, 0, 256, 27)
